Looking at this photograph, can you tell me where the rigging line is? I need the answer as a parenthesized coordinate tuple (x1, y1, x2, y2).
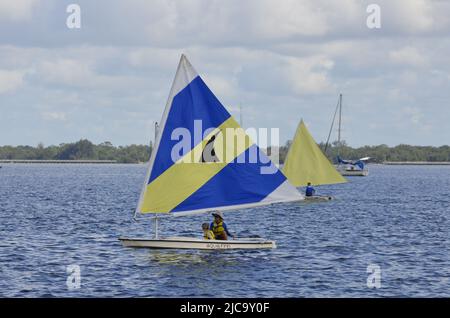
(324, 95, 341, 154)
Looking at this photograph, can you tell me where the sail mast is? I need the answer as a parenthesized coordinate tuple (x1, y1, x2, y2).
(154, 122, 159, 144)
(324, 95, 340, 154)
(338, 93, 342, 146)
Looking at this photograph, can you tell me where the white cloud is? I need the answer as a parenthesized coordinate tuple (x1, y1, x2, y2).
(402, 106, 422, 125)
(0, 0, 40, 21)
(0, 69, 24, 94)
(41, 111, 67, 121)
(249, 0, 330, 38)
(1, 1, 450, 146)
(384, 0, 435, 33)
(34, 57, 149, 92)
(2, 0, 450, 51)
(284, 56, 334, 94)
(389, 46, 427, 67)
(128, 48, 180, 70)
(37, 59, 94, 86)
(399, 106, 432, 133)
(202, 74, 239, 99)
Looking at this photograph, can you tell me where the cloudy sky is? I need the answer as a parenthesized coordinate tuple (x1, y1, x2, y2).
(1, 0, 449, 147)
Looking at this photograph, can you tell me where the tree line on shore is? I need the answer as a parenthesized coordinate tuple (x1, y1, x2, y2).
(0, 140, 151, 163)
(1, 139, 450, 164)
(276, 141, 450, 163)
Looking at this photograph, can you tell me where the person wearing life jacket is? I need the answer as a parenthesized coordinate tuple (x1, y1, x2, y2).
(210, 211, 235, 240)
(305, 182, 316, 197)
(202, 223, 215, 240)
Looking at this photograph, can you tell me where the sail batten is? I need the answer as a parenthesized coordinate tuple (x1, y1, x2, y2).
(282, 120, 347, 187)
(136, 55, 303, 216)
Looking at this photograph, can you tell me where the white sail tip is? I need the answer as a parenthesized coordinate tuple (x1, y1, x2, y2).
(180, 54, 188, 64)
(176, 54, 198, 84)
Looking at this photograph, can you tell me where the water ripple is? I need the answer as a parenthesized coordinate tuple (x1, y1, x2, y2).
(1, 164, 450, 297)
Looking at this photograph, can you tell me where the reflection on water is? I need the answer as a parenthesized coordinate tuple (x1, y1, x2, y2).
(143, 249, 261, 274)
(147, 250, 214, 265)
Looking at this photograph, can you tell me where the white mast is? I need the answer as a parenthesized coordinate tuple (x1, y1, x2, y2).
(338, 93, 342, 146)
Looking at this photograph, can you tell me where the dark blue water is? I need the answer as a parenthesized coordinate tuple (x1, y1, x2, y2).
(1, 164, 449, 297)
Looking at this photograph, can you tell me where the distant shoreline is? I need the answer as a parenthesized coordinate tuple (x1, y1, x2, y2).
(382, 161, 450, 165)
(3, 139, 450, 164)
(2, 159, 450, 166)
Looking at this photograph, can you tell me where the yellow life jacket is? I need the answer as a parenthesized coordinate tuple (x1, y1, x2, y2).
(203, 230, 215, 240)
(212, 221, 226, 238)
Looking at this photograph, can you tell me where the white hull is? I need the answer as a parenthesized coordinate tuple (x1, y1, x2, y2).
(336, 165, 369, 176)
(339, 169, 369, 176)
(304, 195, 333, 202)
(119, 236, 276, 250)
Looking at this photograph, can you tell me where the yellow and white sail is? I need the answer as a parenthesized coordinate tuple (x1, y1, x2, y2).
(282, 120, 347, 187)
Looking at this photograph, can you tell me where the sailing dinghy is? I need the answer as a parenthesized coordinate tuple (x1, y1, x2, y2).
(119, 55, 303, 250)
(282, 120, 347, 201)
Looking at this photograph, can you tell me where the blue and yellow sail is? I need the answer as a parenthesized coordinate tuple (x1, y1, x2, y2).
(136, 55, 303, 216)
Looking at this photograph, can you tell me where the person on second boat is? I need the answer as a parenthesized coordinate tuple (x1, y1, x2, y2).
(305, 182, 316, 197)
(210, 211, 235, 240)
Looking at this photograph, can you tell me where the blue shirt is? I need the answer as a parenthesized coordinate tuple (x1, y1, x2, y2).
(305, 185, 315, 197)
(210, 221, 232, 236)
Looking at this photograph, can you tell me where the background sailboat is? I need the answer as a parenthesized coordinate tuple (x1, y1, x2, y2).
(325, 94, 370, 176)
(120, 55, 303, 250)
(282, 120, 347, 200)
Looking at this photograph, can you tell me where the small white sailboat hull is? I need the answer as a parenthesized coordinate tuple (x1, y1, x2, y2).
(119, 236, 276, 250)
(340, 170, 368, 176)
(304, 195, 334, 202)
(336, 166, 369, 176)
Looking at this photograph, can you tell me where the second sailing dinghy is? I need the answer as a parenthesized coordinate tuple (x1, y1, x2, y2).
(282, 120, 347, 201)
(119, 55, 303, 250)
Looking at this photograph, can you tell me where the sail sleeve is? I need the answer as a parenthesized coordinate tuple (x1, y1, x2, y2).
(282, 120, 347, 187)
(136, 55, 303, 216)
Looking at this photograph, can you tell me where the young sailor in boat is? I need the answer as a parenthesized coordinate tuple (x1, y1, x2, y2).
(210, 211, 235, 240)
(202, 223, 215, 240)
(305, 182, 316, 197)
